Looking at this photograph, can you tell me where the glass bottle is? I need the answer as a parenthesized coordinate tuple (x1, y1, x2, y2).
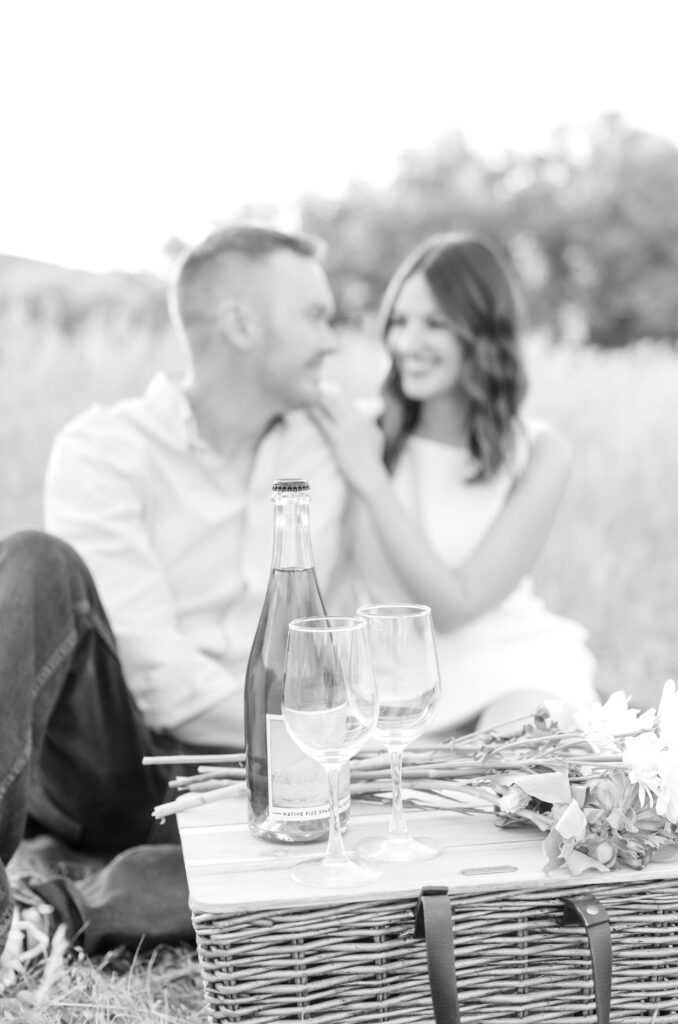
(244, 478, 350, 843)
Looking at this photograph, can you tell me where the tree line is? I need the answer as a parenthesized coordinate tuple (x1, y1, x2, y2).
(2, 114, 677, 348)
(300, 113, 678, 348)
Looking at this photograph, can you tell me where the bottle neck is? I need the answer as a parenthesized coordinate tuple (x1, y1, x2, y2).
(270, 497, 315, 570)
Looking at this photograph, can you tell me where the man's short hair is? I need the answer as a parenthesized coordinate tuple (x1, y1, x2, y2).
(169, 224, 322, 338)
(178, 224, 319, 280)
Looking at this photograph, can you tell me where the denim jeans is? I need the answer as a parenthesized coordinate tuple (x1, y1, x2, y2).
(0, 531, 231, 956)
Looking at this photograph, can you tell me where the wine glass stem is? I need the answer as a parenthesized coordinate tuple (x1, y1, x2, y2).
(324, 765, 349, 864)
(388, 746, 410, 842)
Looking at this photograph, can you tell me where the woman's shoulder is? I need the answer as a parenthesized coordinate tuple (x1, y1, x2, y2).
(517, 414, 556, 442)
(513, 416, 571, 471)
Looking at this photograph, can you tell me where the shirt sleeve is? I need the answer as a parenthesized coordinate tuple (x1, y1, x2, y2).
(43, 409, 240, 735)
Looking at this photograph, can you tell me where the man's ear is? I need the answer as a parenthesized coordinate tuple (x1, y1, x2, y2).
(217, 298, 260, 351)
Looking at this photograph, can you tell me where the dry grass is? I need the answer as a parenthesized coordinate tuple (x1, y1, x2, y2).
(1, 322, 677, 1019)
(0, 943, 206, 1023)
(524, 336, 678, 710)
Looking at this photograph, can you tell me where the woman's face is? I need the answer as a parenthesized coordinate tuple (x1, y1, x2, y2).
(386, 272, 464, 403)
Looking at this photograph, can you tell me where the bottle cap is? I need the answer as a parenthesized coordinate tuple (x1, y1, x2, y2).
(272, 478, 310, 494)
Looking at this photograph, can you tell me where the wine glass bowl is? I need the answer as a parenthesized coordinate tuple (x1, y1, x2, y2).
(357, 604, 442, 863)
(282, 616, 382, 888)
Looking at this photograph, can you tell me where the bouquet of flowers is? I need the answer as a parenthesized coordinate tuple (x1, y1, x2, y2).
(349, 680, 678, 875)
(152, 682, 678, 878)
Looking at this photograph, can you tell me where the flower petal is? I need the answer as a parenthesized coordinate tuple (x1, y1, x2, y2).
(554, 800, 588, 841)
(563, 849, 610, 875)
(509, 771, 571, 805)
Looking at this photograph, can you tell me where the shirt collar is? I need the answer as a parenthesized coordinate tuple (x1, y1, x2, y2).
(143, 372, 289, 452)
(144, 372, 198, 450)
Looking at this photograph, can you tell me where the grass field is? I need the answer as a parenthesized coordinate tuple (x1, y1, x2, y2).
(1, 321, 677, 1019)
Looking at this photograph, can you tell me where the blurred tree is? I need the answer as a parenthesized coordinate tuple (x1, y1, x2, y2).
(301, 115, 678, 347)
(573, 115, 678, 345)
(301, 133, 511, 322)
(506, 115, 678, 345)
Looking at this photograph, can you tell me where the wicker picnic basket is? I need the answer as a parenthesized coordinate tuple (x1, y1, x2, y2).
(179, 792, 678, 1024)
(191, 877, 678, 1023)
(167, 679, 678, 1022)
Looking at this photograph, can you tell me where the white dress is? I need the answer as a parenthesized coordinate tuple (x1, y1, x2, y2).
(352, 426, 597, 739)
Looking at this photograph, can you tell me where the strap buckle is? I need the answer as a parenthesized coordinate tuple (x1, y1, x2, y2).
(413, 886, 449, 939)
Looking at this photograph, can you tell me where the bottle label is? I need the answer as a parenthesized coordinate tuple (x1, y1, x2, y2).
(266, 714, 350, 820)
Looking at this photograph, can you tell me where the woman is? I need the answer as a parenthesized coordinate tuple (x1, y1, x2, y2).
(314, 232, 597, 737)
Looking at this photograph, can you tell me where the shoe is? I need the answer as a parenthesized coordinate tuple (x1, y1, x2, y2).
(9, 833, 107, 884)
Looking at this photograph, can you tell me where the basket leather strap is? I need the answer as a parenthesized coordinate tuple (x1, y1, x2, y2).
(560, 893, 611, 1024)
(414, 888, 611, 1024)
(413, 887, 460, 1024)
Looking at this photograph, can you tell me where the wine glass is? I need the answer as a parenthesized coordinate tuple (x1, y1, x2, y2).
(356, 604, 442, 862)
(282, 616, 382, 888)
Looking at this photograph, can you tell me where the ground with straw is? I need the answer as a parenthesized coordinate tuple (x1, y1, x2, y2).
(0, 944, 206, 1023)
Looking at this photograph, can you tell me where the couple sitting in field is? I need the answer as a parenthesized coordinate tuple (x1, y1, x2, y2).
(0, 224, 597, 979)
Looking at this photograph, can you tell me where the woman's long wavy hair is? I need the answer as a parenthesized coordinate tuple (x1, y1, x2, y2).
(379, 233, 528, 480)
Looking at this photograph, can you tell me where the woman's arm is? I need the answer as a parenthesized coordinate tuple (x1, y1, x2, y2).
(311, 393, 571, 632)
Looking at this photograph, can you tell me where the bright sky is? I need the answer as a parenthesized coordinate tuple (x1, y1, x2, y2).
(1, 0, 677, 272)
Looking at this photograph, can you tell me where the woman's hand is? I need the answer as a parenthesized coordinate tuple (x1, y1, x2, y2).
(325, 418, 573, 634)
(309, 387, 390, 499)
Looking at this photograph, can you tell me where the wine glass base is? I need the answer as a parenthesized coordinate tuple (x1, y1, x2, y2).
(357, 834, 442, 863)
(291, 853, 383, 889)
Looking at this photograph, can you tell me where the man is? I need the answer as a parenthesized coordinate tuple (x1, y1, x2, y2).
(0, 225, 347, 978)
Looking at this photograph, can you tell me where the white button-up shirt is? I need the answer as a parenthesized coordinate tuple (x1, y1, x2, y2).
(44, 373, 347, 747)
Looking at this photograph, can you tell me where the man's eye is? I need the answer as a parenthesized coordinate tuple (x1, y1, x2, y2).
(387, 316, 406, 330)
(427, 318, 450, 330)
